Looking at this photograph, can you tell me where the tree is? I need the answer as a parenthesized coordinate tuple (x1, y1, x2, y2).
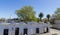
(16, 6, 36, 22)
(53, 8, 60, 20)
(39, 12, 43, 21)
(46, 14, 50, 21)
(36, 18, 40, 22)
(0, 18, 6, 22)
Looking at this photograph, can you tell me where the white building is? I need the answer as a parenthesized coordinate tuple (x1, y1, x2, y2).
(0, 22, 50, 35)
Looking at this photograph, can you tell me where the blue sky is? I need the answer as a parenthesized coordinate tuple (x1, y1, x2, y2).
(0, 0, 60, 19)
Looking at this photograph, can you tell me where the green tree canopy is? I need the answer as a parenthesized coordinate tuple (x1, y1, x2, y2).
(16, 6, 36, 22)
(53, 8, 60, 20)
(46, 14, 50, 21)
(39, 12, 43, 21)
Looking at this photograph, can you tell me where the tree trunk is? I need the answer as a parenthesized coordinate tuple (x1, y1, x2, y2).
(40, 17, 41, 22)
(48, 18, 49, 21)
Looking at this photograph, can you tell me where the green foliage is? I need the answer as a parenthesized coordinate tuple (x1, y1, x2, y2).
(44, 18, 48, 23)
(55, 8, 60, 14)
(0, 18, 5, 22)
(36, 18, 40, 22)
(39, 12, 43, 21)
(16, 6, 37, 22)
(53, 8, 60, 20)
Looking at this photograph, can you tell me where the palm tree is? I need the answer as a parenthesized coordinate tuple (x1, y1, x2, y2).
(39, 12, 43, 21)
(46, 14, 50, 21)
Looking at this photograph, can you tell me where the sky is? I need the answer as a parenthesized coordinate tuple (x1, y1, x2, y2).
(0, 0, 60, 19)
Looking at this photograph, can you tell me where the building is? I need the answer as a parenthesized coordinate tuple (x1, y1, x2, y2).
(51, 16, 60, 29)
(0, 22, 50, 35)
(53, 20, 60, 29)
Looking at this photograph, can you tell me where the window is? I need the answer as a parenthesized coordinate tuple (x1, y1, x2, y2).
(23, 28, 28, 35)
(15, 28, 19, 35)
(3, 29, 9, 35)
(36, 28, 39, 33)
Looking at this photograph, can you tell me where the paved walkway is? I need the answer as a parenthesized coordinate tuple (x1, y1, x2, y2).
(40, 29, 60, 35)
